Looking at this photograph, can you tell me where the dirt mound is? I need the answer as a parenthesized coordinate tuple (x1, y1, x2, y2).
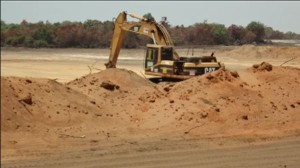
(165, 65, 300, 137)
(67, 68, 154, 97)
(205, 68, 240, 83)
(170, 69, 242, 98)
(252, 62, 273, 72)
(223, 44, 300, 59)
(1, 77, 100, 133)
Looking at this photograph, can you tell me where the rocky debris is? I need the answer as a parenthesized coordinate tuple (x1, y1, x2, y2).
(19, 95, 33, 105)
(100, 81, 120, 91)
(253, 62, 273, 72)
(241, 115, 248, 120)
(230, 71, 239, 78)
(205, 69, 240, 83)
(25, 79, 32, 83)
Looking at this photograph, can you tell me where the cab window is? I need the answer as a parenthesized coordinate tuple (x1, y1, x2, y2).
(161, 47, 173, 60)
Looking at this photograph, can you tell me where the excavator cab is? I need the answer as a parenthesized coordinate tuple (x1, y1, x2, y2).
(145, 44, 174, 70)
(145, 46, 159, 69)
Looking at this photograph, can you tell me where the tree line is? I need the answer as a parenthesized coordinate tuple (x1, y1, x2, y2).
(1, 16, 300, 48)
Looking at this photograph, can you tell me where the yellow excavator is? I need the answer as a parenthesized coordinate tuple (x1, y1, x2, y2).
(105, 11, 224, 80)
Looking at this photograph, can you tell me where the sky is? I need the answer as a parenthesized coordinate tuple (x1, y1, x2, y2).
(1, 1, 300, 33)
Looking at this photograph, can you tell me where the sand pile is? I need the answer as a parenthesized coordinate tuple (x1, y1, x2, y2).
(1, 64, 300, 151)
(165, 64, 300, 137)
(67, 68, 154, 97)
(223, 44, 300, 59)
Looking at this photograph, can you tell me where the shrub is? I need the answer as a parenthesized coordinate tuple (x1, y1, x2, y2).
(23, 36, 34, 47)
(33, 39, 48, 48)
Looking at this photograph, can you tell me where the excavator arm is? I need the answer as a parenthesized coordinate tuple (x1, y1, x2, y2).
(105, 11, 179, 68)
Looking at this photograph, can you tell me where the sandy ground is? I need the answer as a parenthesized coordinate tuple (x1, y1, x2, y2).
(1, 48, 146, 82)
(2, 45, 299, 82)
(1, 45, 300, 167)
(2, 136, 300, 168)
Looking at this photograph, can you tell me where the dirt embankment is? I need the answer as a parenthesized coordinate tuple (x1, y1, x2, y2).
(2, 64, 300, 155)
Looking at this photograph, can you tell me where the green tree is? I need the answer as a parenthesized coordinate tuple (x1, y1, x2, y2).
(1, 20, 7, 31)
(84, 20, 102, 31)
(4, 36, 24, 47)
(264, 26, 274, 39)
(211, 24, 228, 44)
(33, 39, 48, 48)
(2, 17, 300, 47)
(33, 26, 54, 45)
(246, 21, 265, 43)
(1, 21, 6, 46)
(23, 36, 34, 47)
(143, 13, 155, 22)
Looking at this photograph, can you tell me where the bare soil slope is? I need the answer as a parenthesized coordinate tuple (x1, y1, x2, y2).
(2, 63, 300, 163)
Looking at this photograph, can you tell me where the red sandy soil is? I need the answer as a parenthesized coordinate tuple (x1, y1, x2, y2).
(1, 45, 300, 166)
(2, 63, 300, 155)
